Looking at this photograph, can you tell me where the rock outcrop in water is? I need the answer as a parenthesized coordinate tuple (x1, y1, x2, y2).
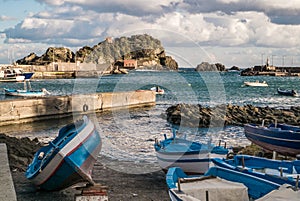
(195, 62, 226, 71)
(164, 103, 300, 128)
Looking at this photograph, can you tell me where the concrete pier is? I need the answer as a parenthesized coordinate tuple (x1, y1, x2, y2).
(0, 144, 17, 201)
(0, 90, 156, 126)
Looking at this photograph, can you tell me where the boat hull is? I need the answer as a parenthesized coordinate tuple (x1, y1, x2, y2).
(244, 81, 268, 87)
(155, 137, 228, 174)
(277, 88, 298, 96)
(244, 124, 300, 156)
(4, 88, 46, 97)
(26, 116, 101, 191)
(156, 151, 226, 174)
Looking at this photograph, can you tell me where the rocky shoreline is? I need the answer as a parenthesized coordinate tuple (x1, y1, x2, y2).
(164, 103, 300, 128)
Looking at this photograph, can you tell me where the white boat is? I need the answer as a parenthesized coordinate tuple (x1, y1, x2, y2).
(151, 86, 164, 95)
(244, 80, 268, 87)
(0, 67, 33, 82)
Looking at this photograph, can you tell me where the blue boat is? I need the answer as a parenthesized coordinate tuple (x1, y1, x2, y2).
(277, 88, 298, 97)
(244, 123, 300, 156)
(166, 166, 283, 201)
(4, 88, 50, 97)
(4, 79, 50, 97)
(26, 116, 101, 191)
(154, 131, 229, 174)
(211, 155, 300, 187)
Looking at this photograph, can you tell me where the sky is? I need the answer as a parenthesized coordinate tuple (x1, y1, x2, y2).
(1, 0, 300, 68)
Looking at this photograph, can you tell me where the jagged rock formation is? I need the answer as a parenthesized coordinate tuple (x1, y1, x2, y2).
(164, 103, 300, 128)
(16, 34, 178, 70)
(195, 62, 226, 71)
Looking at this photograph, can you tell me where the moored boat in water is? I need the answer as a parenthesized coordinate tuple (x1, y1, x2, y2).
(4, 80, 50, 97)
(26, 115, 102, 191)
(151, 86, 165, 95)
(0, 67, 34, 82)
(277, 88, 298, 97)
(244, 80, 268, 87)
(244, 123, 300, 156)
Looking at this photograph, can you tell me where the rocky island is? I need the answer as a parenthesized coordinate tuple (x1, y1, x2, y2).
(15, 34, 178, 78)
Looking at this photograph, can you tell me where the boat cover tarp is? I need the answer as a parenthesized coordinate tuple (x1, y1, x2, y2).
(172, 177, 249, 201)
(257, 184, 300, 201)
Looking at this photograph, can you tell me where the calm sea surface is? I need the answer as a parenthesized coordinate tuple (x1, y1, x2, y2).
(1, 69, 300, 172)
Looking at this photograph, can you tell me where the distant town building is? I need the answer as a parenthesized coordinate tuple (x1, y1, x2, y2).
(123, 59, 137, 69)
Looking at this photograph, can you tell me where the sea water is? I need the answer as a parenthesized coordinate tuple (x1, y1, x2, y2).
(1, 69, 300, 173)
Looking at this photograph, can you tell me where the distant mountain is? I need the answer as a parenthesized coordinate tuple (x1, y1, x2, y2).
(16, 34, 178, 70)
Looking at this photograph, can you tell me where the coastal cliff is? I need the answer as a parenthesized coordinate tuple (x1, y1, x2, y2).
(16, 34, 178, 71)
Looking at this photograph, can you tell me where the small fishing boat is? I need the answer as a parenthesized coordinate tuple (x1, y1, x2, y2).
(26, 116, 102, 191)
(277, 88, 298, 97)
(154, 131, 229, 174)
(244, 123, 300, 156)
(4, 80, 50, 97)
(151, 86, 164, 95)
(244, 80, 268, 87)
(4, 88, 50, 97)
(167, 166, 284, 201)
(211, 155, 300, 187)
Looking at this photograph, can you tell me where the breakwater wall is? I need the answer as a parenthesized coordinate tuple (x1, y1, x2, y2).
(0, 90, 155, 126)
(165, 103, 300, 127)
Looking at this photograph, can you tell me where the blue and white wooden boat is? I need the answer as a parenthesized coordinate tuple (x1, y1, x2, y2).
(166, 166, 283, 201)
(26, 116, 101, 191)
(154, 131, 229, 174)
(211, 155, 300, 187)
(244, 123, 300, 156)
(4, 79, 50, 97)
(4, 88, 50, 97)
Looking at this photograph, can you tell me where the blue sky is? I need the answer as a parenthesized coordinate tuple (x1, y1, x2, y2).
(1, 0, 300, 68)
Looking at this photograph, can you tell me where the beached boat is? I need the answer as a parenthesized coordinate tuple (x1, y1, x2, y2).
(4, 80, 50, 97)
(277, 88, 298, 97)
(26, 116, 102, 191)
(154, 132, 229, 174)
(151, 86, 165, 95)
(244, 80, 268, 87)
(244, 123, 300, 156)
(211, 155, 300, 187)
(167, 166, 284, 201)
